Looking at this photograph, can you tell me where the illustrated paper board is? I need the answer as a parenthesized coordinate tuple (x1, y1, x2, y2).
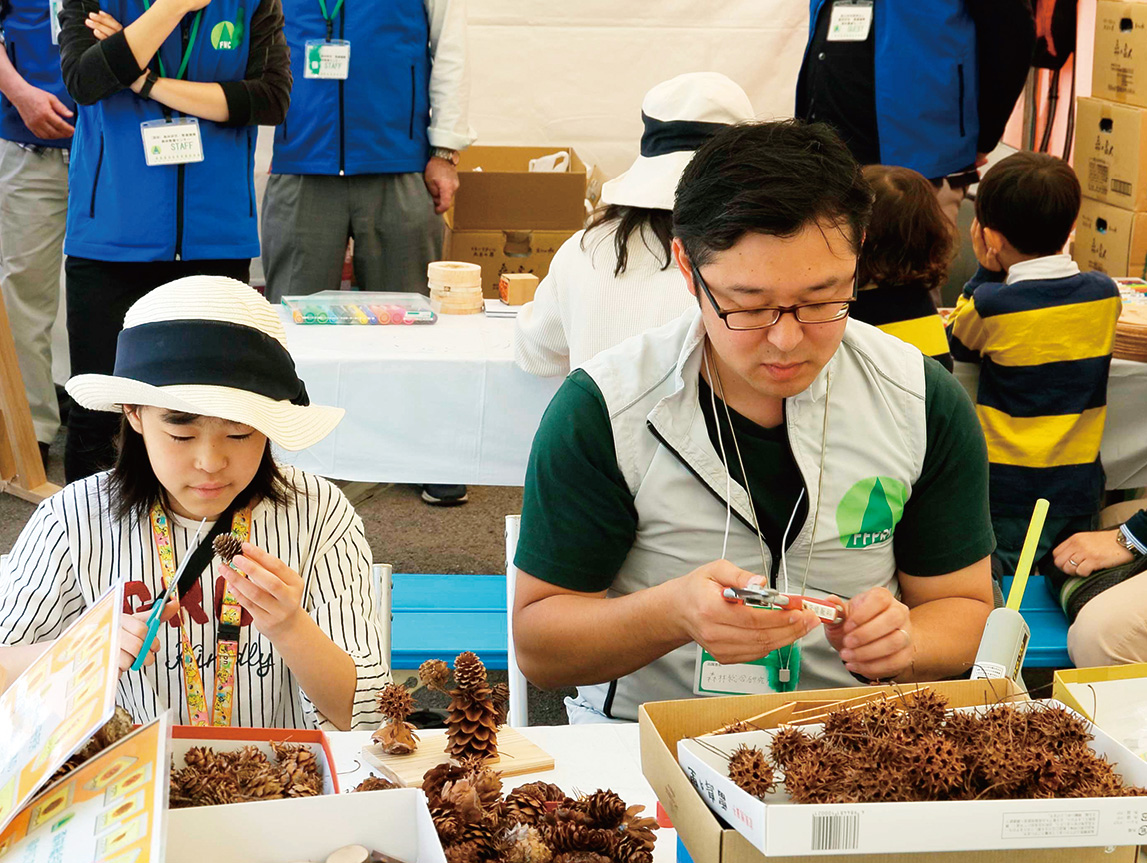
(0, 713, 169, 863)
(639, 679, 1138, 863)
(0, 583, 123, 833)
(443, 214, 575, 298)
(169, 724, 340, 797)
(1074, 196, 1147, 278)
(1095, 1, 1147, 110)
(451, 145, 587, 230)
(1074, 97, 1147, 209)
(677, 701, 1147, 857)
(166, 787, 446, 863)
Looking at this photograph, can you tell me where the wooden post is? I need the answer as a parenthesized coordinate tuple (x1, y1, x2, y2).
(0, 290, 60, 503)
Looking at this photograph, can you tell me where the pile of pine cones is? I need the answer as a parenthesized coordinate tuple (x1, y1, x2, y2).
(423, 759, 658, 863)
(727, 693, 1147, 804)
(169, 742, 323, 808)
(50, 707, 134, 783)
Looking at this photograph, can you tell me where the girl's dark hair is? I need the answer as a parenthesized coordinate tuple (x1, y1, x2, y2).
(581, 205, 674, 276)
(857, 164, 956, 292)
(673, 120, 873, 267)
(108, 409, 294, 521)
(975, 151, 1081, 256)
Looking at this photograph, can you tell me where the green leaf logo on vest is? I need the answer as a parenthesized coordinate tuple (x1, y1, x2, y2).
(836, 476, 908, 549)
(211, 20, 238, 50)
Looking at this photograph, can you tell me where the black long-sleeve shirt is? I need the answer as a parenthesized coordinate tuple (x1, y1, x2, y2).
(968, 0, 1036, 154)
(57, 0, 290, 127)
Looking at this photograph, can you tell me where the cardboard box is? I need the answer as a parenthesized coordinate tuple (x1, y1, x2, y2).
(1074, 97, 1147, 209)
(499, 273, 540, 305)
(1053, 663, 1147, 719)
(1054, 664, 1147, 759)
(452, 146, 587, 231)
(639, 680, 1140, 863)
(170, 725, 340, 796)
(1095, 1, 1147, 109)
(1073, 196, 1147, 277)
(166, 788, 446, 863)
(444, 214, 575, 298)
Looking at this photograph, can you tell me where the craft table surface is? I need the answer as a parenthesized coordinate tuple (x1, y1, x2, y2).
(327, 723, 676, 863)
(954, 359, 1147, 490)
(277, 309, 562, 485)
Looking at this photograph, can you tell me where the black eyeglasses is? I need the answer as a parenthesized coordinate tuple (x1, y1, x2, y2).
(691, 263, 857, 331)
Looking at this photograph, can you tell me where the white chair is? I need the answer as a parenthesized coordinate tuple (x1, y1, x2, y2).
(371, 562, 393, 674)
(505, 515, 529, 727)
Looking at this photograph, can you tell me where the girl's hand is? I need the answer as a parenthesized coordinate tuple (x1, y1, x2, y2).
(85, 10, 123, 40)
(220, 542, 306, 641)
(119, 598, 179, 673)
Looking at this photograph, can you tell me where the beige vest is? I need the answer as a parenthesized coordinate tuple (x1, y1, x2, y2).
(578, 310, 928, 720)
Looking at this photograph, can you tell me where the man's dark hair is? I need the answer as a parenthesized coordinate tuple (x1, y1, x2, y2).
(108, 410, 294, 521)
(975, 151, 1080, 257)
(582, 205, 674, 277)
(672, 120, 873, 267)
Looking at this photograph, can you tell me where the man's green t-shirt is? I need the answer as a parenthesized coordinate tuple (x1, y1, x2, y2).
(516, 356, 995, 592)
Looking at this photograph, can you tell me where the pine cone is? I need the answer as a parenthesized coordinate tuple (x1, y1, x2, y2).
(183, 746, 220, 772)
(377, 682, 416, 723)
(454, 652, 489, 691)
(504, 789, 547, 826)
(616, 836, 654, 863)
(468, 767, 503, 808)
(213, 533, 243, 564)
(441, 778, 486, 824)
(353, 775, 396, 793)
(620, 805, 658, 852)
(236, 763, 285, 800)
(506, 825, 553, 863)
(420, 659, 451, 692)
(423, 762, 468, 803)
(551, 853, 611, 863)
(433, 805, 462, 843)
(543, 820, 616, 856)
(492, 682, 510, 725)
(582, 790, 627, 829)
(456, 818, 505, 859)
(373, 720, 420, 755)
(444, 841, 482, 863)
(727, 744, 775, 798)
(513, 782, 566, 803)
(446, 689, 500, 763)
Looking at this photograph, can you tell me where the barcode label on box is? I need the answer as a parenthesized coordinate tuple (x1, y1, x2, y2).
(1001, 810, 1099, 839)
(1112, 178, 1133, 197)
(811, 812, 860, 851)
(1089, 161, 1109, 195)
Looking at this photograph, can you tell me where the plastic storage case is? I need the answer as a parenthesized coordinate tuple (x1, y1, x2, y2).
(282, 291, 437, 325)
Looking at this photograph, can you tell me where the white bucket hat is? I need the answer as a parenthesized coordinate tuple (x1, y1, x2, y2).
(66, 277, 343, 451)
(600, 72, 755, 211)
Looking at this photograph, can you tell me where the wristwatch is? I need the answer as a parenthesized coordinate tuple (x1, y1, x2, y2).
(1116, 526, 1139, 553)
(138, 69, 159, 100)
(431, 147, 460, 166)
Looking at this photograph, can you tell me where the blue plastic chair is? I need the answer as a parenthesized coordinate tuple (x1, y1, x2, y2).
(390, 573, 509, 670)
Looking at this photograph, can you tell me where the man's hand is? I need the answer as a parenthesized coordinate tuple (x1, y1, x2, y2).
(1053, 529, 1136, 578)
(221, 542, 306, 641)
(970, 217, 1002, 272)
(823, 586, 913, 680)
(424, 156, 459, 214)
(676, 560, 820, 665)
(10, 84, 74, 139)
(119, 598, 179, 672)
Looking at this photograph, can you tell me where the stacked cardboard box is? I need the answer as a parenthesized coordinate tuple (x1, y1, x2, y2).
(1074, 1, 1147, 276)
(444, 146, 588, 298)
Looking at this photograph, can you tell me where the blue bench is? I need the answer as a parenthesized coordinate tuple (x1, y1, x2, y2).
(1001, 574, 1071, 669)
(390, 573, 508, 670)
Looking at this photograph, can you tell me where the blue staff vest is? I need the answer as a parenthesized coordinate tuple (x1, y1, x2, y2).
(0, 0, 76, 148)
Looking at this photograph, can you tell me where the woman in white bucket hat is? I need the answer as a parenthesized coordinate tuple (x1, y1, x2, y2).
(514, 72, 754, 376)
(0, 277, 388, 731)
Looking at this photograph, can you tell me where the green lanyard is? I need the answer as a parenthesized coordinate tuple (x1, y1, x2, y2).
(140, 0, 204, 81)
(316, 0, 344, 39)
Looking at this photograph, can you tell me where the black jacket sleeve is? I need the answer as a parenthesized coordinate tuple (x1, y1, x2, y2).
(218, 0, 291, 127)
(968, 0, 1036, 154)
(58, 0, 144, 105)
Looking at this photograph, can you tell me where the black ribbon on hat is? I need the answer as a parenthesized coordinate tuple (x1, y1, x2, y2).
(113, 319, 310, 406)
(640, 112, 730, 158)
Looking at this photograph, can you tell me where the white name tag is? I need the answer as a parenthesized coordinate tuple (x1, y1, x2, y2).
(693, 645, 778, 696)
(827, 0, 873, 42)
(140, 118, 204, 167)
(304, 39, 351, 79)
(49, 0, 62, 45)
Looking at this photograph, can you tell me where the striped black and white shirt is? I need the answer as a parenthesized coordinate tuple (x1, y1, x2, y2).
(0, 467, 388, 730)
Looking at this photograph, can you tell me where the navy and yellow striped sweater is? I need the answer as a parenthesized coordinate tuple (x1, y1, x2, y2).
(851, 282, 954, 371)
(947, 259, 1122, 517)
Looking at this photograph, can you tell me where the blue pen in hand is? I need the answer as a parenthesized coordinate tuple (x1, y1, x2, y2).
(130, 516, 207, 672)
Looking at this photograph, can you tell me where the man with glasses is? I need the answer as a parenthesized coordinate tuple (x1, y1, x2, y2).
(512, 121, 995, 723)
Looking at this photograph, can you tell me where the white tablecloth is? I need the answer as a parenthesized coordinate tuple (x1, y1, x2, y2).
(327, 724, 676, 863)
(278, 311, 562, 485)
(953, 359, 1147, 490)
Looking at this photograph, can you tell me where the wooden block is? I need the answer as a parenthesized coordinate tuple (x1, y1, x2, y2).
(361, 726, 554, 787)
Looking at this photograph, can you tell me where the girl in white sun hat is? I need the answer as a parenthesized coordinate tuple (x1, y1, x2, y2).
(0, 277, 388, 731)
(514, 72, 755, 376)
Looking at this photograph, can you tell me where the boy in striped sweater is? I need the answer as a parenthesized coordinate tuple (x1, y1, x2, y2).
(948, 151, 1122, 589)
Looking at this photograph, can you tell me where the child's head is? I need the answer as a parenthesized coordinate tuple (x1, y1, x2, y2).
(857, 165, 955, 291)
(65, 277, 344, 520)
(975, 151, 1080, 261)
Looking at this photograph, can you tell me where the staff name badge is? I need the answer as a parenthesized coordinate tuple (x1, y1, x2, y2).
(304, 39, 350, 79)
(140, 118, 204, 167)
(693, 644, 776, 696)
(48, 0, 62, 45)
(827, 0, 873, 42)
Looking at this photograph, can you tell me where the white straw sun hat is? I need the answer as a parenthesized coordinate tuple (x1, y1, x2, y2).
(65, 277, 343, 451)
(600, 72, 756, 211)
